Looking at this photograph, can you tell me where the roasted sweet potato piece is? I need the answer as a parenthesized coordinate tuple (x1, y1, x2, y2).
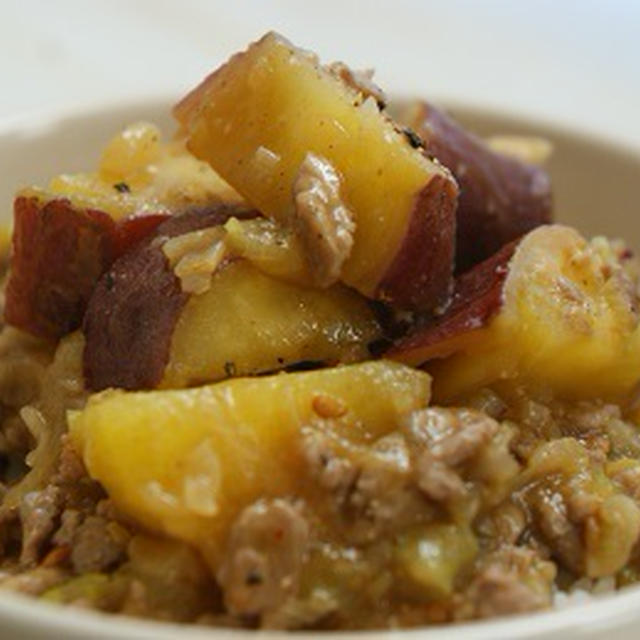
(5, 195, 115, 339)
(48, 122, 245, 220)
(84, 202, 380, 391)
(387, 239, 519, 363)
(83, 204, 257, 391)
(161, 259, 380, 388)
(174, 32, 458, 311)
(4, 193, 169, 339)
(400, 101, 552, 272)
(389, 225, 640, 401)
(69, 361, 431, 566)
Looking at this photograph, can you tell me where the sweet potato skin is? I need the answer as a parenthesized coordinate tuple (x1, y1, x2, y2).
(411, 102, 551, 272)
(83, 205, 257, 391)
(387, 239, 519, 363)
(376, 174, 457, 309)
(5, 197, 116, 339)
(4, 196, 169, 340)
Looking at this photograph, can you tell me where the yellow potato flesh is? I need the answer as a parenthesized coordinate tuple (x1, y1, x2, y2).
(69, 361, 430, 568)
(47, 123, 242, 220)
(420, 226, 640, 401)
(175, 32, 450, 297)
(161, 260, 381, 388)
(223, 217, 312, 286)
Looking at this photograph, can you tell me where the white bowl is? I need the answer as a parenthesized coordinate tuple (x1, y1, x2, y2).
(1, 99, 640, 640)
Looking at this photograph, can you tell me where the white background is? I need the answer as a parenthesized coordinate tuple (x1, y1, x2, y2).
(2, 0, 640, 149)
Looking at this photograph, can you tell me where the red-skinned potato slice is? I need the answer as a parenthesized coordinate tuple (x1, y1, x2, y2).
(174, 32, 458, 311)
(402, 101, 552, 272)
(83, 205, 258, 391)
(4, 194, 169, 339)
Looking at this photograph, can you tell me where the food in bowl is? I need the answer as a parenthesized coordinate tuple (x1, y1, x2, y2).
(0, 32, 638, 631)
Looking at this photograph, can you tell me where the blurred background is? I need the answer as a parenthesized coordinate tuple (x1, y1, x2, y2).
(2, 0, 640, 148)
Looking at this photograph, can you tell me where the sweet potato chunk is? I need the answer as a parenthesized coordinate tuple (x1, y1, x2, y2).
(48, 122, 244, 220)
(4, 192, 168, 339)
(387, 240, 518, 364)
(69, 361, 431, 567)
(162, 260, 380, 388)
(83, 205, 256, 390)
(390, 225, 640, 401)
(399, 101, 552, 272)
(174, 32, 458, 310)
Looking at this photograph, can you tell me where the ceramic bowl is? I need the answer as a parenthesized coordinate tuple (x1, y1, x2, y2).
(0, 98, 639, 640)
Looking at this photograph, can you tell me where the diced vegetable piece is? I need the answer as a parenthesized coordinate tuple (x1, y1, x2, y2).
(69, 361, 431, 567)
(585, 494, 640, 578)
(42, 573, 127, 610)
(395, 524, 478, 599)
(390, 225, 640, 401)
(120, 535, 218, 620)
(162, 260, 380, 388)
(174, 32, 458, 310)
(223, 217, 311, 286)
(397, 101, 552, 272)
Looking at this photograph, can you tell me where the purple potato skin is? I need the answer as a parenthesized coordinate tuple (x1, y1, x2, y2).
(83, 205, 258, 391)
(411, 102, 552, 273)
(386, 238, 519, 363)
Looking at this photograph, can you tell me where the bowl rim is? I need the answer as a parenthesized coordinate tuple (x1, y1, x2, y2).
(1, 92, 640, 159)
(1, 97, 640, 639)
(0, 581, 639, 639)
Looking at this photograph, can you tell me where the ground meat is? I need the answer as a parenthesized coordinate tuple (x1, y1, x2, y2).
(408, 407, 500, 464)
(217, 498, 310, 620)
(301, 426, 431, 543)
(19, 486, 62, 566)
(347, 433, 430, 542)
(326, 62, 387, 108)
(119, 579, 151, 618)
(612, 465, 640, 501)
(476, 502, 527, 548)
(527, 486, 585, 574)
(52, 509, 82, 548)
(300, 426, 358, 506)
(405, 408, 499, 502)
(52, 435, 87, 485)
(458, 547, 555, 620)
(292, 153, 355, 287)
(415, 455, 466, 501)
(15, 431, 124, 574)
(69, 515, 128, 574)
